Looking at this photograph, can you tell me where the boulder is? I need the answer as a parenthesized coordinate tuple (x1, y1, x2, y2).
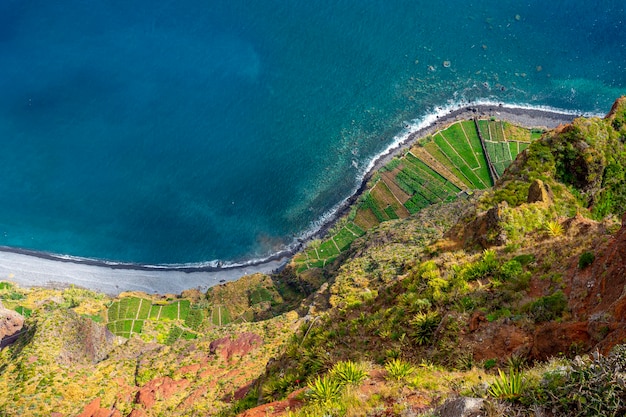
(209, 332, 263, 361)
(527, 179, 553, 204)
(435, 396, 484, 417)
(0, 301, 24, 346)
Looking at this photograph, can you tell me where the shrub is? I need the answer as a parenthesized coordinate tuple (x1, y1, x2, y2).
(498, 260, 523, 281)
(385, 359, 416, 381)
(524, 291, 567, 322)
(329, 361, 368, 386)
(410, 311, 441, 345)
(578, 251, 595, 269)
(489, 368, 526, 401)
(306, 375, 343, 405)
(483, 358, 497, 370)
(532, 347, 626, 416)
(545, 220, 564, 237)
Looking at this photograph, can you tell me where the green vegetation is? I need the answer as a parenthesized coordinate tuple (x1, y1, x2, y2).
(578, 251, 595, 269)
(293, 118, 538, 272)
(385, 359, 416, 381)
(488, 368, 526, 401)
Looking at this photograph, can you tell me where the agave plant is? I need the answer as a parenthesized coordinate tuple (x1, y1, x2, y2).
(385, 358, 416, 381)
(488, 368, 526, 401)
(306, 375, 344, 404)
(330, 361, 368, 386)
(545, 220, 564, 237)
(410, 310, 441, 345)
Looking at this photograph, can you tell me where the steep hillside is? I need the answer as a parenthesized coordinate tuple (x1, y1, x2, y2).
(1, 98, 626, 416)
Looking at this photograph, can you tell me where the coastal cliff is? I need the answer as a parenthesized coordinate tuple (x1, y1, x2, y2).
(2, 98, 626, 416)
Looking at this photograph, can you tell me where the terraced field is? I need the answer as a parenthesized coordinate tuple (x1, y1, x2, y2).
(292, 118, 543, 272)
(107, 297, 197, 343)
(480, 119, 538, 178)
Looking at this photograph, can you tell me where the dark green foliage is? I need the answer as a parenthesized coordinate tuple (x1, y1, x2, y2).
(513, 254, 536, 266)
(498, 260, 523, 281)
(14, 306, 32, 317)
(528, 346, 626, 416)
(578, 251, 595, 269)
(524, 290, 567, 322)
(166, 326, 184, 344)
(410, 310, 441, 345)
(0, 282, 13, 290)
(184, 308, 204, 330)
(483, 358, 497, 370)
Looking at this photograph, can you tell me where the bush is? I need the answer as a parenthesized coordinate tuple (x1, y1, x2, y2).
(410, 310, 441, 345)
(306, 375, 343, 405)
(531, 346, 626, 416)
(385, 359, 416, 381)
(524, 291, 567, 322)
(578, 251, 595, 269)
(329, 361, 368, 386)
(498, 260, 523, 281)
(489, 368, 527, 401)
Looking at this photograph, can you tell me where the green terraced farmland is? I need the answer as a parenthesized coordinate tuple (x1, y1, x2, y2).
(107, 297, 194, 339)
(292, 118, 539, 272)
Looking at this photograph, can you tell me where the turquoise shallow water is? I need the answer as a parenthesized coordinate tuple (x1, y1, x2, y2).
(0, 1, 624, 265)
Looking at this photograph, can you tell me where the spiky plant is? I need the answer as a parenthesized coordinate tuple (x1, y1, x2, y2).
(306, 375, 343, 405)
(545, 220, 564, 237)
(330, 361, 368, 386)
(488, 368, 526, 401)
(410, 310, 441, 345)
(385, 358, 416, 381)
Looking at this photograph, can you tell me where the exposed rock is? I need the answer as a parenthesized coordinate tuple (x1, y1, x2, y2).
(238, 388, 305, 417)
(468, 323, 532, 362)
(135, 376, 190, 409)
(435, 396, 484, 417)
(448, 202, 508, 249)
(127, 409, 148, 417)
(527, 179, 553, 203)
(75, 398, 122, 417)
(0, 301, 24, 346)
(209, 332, 263, 361)
(469, 311, 486, 332)
(531, 322, 592, 361)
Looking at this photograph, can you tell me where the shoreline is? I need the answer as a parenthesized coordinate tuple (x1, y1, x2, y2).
(0, 101, 586, 295)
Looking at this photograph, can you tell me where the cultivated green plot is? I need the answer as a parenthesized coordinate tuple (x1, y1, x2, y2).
(211, 306, 232, 326)
(460, 120, 482, 148)
(107, 297, 193, 339)
(292, 119, 536, 273)
(477, 119, 491, 141)
(435, 131, 479, 170)
(431, 134, 489, 188)
(334, 227, 360, 251)
(424, 141, 473, 189)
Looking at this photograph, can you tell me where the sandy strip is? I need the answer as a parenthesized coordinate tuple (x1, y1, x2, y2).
(0, 250, 287, 295)
(0, 103, 587, 296)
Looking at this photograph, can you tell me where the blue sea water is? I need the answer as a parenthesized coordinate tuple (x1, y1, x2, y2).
(0, 0, 624, 265)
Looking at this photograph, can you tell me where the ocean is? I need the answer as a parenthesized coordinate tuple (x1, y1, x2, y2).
(0, 0, 624, 266)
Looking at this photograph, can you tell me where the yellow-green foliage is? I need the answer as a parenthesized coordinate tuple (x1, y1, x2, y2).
(501, 203, 554, 243)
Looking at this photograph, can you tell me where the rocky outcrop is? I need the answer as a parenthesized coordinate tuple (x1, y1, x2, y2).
(0, 301, 24, 346)
(435, 397, 484, 417)
(447, 202, 508, 249)
(135, 376, 190, 409)
(75, 398, 121, 417)
(209, 332, 263, 361)
(527, 179, 553, 204)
